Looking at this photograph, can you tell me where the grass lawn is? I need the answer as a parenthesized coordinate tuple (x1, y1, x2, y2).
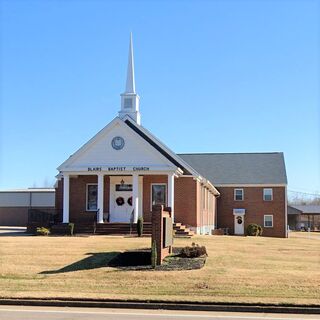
(0, 232, 319, 305)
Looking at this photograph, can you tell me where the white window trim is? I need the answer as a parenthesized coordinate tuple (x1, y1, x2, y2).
(263, 188, 273, 201)
(234, 188, 244, 201)
(86, 183, 98, 212)
(150, 183, 167, 211)
(264, 214, 273, 228)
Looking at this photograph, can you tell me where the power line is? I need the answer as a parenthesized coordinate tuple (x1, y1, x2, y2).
(288, 189, 320, 197)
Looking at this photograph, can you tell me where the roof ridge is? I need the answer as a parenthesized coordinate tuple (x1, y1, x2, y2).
(178, 152, 283, 155)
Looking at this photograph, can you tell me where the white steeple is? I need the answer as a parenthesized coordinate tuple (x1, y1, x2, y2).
(125, 33, 135, 93)
(119, 33, 141, 124)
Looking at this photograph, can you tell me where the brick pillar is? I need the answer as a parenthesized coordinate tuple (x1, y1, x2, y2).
(63, 174, 70, 223)
(151, 205, 173, 265)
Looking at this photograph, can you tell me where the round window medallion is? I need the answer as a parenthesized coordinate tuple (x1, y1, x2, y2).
(111, 136, 125, 150)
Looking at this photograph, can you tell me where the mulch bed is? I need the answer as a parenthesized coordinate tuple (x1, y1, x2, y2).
(107, 247, 206, 271)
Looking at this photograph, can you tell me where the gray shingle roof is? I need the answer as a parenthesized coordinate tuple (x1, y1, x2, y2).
(287, 205, 303, 215)
(289, 205, 320, 214)
(178, 152, 287, 185)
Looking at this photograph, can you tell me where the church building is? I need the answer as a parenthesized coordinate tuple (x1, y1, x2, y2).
(55, 36, 288, 237)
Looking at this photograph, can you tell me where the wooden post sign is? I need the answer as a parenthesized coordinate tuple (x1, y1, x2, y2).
(151, 205, 173, 265)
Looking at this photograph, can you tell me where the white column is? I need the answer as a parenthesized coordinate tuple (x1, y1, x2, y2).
(97, 174, 104, 223)
(132, 173, 139, 223)
(168, 173, 175, 222)
(63, 174, 70, 223)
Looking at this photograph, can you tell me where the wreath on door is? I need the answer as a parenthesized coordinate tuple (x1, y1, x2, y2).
(237, 216, 243, 224)
(127, 196, 132, 206)
(116, 197, 125, 206)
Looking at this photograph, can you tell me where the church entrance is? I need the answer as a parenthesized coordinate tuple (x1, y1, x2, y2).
(111, 183, 133, 222)
(109, 176, 143, 223)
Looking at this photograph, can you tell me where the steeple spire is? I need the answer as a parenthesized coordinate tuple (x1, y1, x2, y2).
(119, 34, 141, 125)
(125, 33, 135, 94)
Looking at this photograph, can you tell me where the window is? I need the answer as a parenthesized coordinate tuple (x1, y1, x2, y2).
(86, 184, 97, 211)
(151, 184, 167, 209)
(124, 98, 132, 109)
(263, 188, 273, 201)
(264, 215, 273, 227)
(234, 189, 244, 201)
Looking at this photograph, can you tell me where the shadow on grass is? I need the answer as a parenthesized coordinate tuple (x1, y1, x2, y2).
(40, 252, 121, 274)
(40, 249, 151, 274)
(40, 248, 205, 273)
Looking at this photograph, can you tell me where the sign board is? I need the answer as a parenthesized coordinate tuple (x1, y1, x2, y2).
(88, 166, 150, 172)
(163, 216, 173, 247)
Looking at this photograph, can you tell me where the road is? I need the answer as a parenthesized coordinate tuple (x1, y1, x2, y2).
(0, 306, 318, 320)
(0, 226, 28, 236)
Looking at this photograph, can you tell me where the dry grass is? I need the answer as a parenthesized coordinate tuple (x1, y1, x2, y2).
(0, 232, 319, 305)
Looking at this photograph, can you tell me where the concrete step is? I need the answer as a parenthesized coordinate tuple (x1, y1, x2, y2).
(173, 222, 194, 237)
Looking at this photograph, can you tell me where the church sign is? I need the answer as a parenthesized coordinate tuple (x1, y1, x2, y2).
(87, 166, 150, 172)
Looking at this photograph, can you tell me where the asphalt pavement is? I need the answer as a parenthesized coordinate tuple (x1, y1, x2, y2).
(0, 306, 319, 320)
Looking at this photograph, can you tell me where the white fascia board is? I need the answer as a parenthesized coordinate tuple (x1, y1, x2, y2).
(214, 184, 287, 187)
(181, 175, 219, 195)
(0, 188, 55, 193)
(59, 170, 178, 176)
(61, 165, 175, 173)
(123, 116, 202, 178)
(199, 178, 220, 196)
(206, 181, 220, 196)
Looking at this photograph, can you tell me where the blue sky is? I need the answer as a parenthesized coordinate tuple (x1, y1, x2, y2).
(0, 0, 319, 198)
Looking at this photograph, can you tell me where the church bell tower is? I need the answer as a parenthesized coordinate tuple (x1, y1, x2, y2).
(119, 33, 141, 125)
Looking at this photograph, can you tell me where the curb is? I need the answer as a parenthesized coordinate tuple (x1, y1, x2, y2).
(0, 298, 319, 314)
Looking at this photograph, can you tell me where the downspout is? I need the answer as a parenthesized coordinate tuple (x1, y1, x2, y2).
(215, 193, 220, 230)
(285, 185, 288, 238)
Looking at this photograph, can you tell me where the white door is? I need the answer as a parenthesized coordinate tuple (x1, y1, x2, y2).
(234, 215, 245, 235)
(110, 184, 133, 223)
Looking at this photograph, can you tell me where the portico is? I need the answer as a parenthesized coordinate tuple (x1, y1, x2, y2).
(61, 170, 177, 224)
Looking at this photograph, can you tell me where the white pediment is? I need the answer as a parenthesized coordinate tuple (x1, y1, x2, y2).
(58, 118, 177, 172)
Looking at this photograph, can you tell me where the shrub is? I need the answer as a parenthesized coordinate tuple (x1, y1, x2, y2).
(151, 240, 157, 268)
(36, 227, 50, 236)
(137, 217, 143, 237)
(68, 223, 74, 236)
(180, 243, 207, 258)
(247, 223, 263, 236)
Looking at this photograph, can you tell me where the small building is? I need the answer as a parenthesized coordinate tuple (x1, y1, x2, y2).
(55, 36, 288, 237)
(0, 189, 55, 226)
(288, 205, 320, 231)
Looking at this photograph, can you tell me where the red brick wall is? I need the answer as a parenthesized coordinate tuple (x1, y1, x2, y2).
(217, 186, 286, 237)
(174, 177, 197, 227)
(55, 179, 63, 213)
(103, 176, 110, 215)
(0, 207, 29, 226)
(56, 175, 110, 223)
(69, 175, 97, 223)
(142, 175, 167, 222)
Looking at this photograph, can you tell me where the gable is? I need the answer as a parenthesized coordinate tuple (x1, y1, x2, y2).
(58, 118, 177, 172)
